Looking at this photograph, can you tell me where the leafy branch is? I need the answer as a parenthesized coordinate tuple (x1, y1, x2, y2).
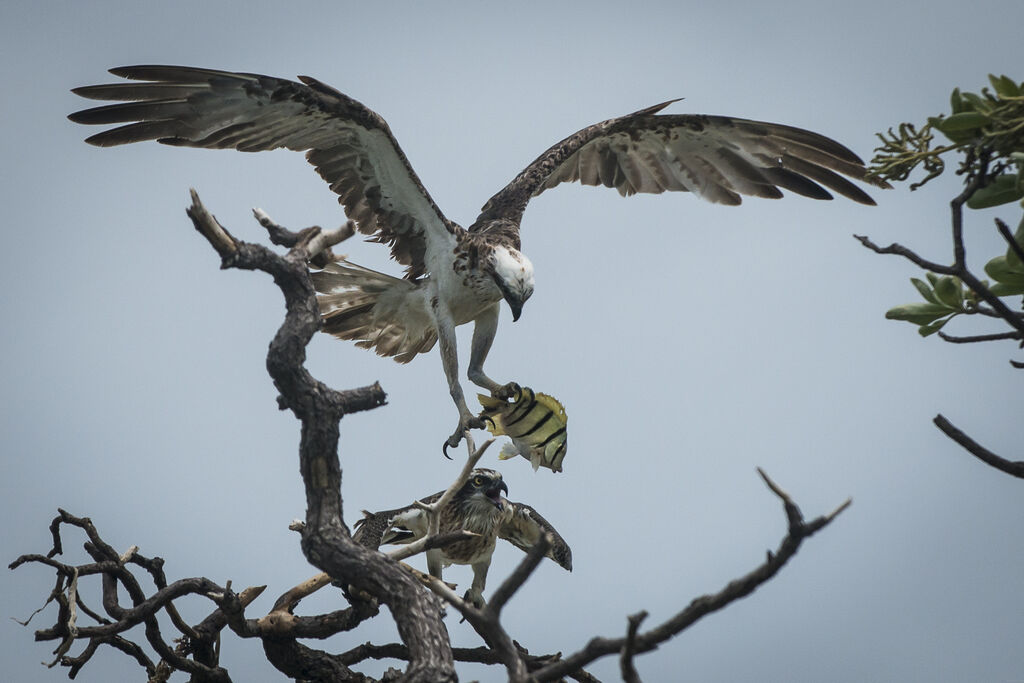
(858, 73, 1022, 477)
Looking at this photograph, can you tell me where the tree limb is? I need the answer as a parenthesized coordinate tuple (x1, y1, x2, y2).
(185, 190, 456, 682)
(620, 611, 649, 683)
(530, 470, 851, 681)
(934, 414, 1024, 479)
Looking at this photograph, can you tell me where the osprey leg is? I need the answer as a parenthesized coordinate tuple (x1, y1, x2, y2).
(468, 305, 521, 401)
(436, 305, 485, 452)
(464, 560, 490, 608)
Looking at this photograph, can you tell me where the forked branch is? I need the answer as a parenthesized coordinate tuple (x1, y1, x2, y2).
(529, 470, 851, 682)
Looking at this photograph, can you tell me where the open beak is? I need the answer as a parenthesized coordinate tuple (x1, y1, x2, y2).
(486, 480, 509, 507)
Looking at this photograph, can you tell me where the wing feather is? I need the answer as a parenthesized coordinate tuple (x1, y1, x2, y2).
(70, 65, 456, 278)
(499, 502, 572, 571)
(352, 491, 444, 550)
(474, 105, 888, 228)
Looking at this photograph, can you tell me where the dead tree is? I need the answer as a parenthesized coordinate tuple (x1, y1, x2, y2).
(10, 191, 851, 682)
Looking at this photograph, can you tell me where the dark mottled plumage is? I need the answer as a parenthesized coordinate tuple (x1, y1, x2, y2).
(353, 469, 571, 605)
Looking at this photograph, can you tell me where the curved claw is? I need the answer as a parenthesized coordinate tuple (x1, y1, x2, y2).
(480, 414, 496, 430)
(442, 414, 487, 458)
(494, 381, 522, 402)
(442, 430, 463, 459)
(463, 588, 486, 609)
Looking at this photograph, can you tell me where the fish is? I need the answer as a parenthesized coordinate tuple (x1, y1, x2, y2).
(477, 387, 568, 472)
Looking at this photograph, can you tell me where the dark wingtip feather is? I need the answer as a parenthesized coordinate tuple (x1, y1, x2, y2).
(633, 97, 684, 117)
(81, 121, 174, 147)
(108, 65, 238, 83)
(761, 167, 834, 201)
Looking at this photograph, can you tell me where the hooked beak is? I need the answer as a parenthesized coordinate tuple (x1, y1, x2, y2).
(486, 479, 509, 507)
(506, 296, 523, 322)
(493, 274, 524, 322)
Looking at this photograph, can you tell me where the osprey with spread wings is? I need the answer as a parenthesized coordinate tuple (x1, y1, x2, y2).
(70, 66, 886, 448)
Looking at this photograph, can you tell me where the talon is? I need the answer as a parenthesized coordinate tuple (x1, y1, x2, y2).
(442, 432, 462, 459)
(494, 381, 522, 401)
(463, 588, 486, 609)
(443, 415, 487, 458)
(480, 415, 496, 430)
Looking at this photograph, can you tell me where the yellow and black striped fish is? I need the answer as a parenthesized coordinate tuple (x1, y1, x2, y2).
(477, 387, 568, 473)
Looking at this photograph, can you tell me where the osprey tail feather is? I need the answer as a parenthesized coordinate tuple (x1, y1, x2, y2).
(310, 260, 437, 363)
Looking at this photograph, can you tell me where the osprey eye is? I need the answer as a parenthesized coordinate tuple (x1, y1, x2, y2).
(472, 476, 485, 486)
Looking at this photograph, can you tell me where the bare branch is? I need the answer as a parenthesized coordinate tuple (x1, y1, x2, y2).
(185, 190, 455, 682)
(855, 233, 1024, 335)
(339, 641, 575, 673)
(270, 572, 334, 613)
(531, 471, 851, 681)
(385, 530, 480, 562)
(854, 234, 954, 274)
(262, 638, 371, 683)
(485, 534, 550, 617)
(187, 189, 237, 258)
(620, 611, 649, 683)
(64, 633, 157, 679)
(937, 330, 1023, 344)
(418, 433, 495, 536)
(934, 414, 1024, 479)
(996, 217, 1024, 266)
(251, 208, 355, 268)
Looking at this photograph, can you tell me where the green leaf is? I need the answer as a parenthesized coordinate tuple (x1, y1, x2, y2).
(886, 302, 956, 325)
(918, 317, 951, 337)
(988, 74, 1021, 98)
(910, 277, 939, 304)
(938, 111, 990, 131)
(926, 272, 940, 287)
(960, 91, 986, 110)
(990, 281, 1024, 296)
(984, 254, 1024, 285)
(1006, 216, 1024, 269)
(933, 276, 963, 308)
(950, 87, 965, 114)
(967, 174, 1024, 209)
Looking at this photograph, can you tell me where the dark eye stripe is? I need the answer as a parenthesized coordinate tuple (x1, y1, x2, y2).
(504, 387, 537, 423)
(518, 409, 553, 437)
(505, 395, 538, 426)
(508, 410, 545, 436)
(539, 426, 566, 447)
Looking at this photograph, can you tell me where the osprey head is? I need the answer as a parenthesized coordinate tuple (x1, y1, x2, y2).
(488, 245, 534, 322)
(458, 468, 509, 509)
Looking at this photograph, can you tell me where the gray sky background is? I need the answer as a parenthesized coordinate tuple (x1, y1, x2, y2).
(2, 2, 1022, 681)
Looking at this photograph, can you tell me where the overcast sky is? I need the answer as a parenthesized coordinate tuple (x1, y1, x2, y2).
(2, 2, 1022, 681)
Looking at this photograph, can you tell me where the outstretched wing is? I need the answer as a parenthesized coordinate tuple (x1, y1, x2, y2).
(69, 65, 456, 278)
(352, 491, 444, 549)
(499, 501, 573, 571)
(473, 100, 888, 228)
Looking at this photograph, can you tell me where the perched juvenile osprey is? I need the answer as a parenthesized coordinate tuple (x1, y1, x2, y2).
(353, 468, 571, 607)
(70, 66, 887, 448)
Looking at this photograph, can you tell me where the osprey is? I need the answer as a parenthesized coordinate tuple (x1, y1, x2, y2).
(353, 468, 571, 607)
(70, 66, 887, 448)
